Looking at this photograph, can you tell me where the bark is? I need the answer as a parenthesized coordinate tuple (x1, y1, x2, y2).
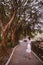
(1, 10, 17, 47)
(2, 30, 7, 47)
(11, 27, 16, 43)
(11, 30, 14, 44)
(4, 11, 16, 32)
(0, 20, 4, 30)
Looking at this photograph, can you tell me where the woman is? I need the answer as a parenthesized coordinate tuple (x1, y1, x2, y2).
(26, 37, 32, 59)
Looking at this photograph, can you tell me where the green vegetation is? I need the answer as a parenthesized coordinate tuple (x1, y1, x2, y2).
(0, 0, 43, 47)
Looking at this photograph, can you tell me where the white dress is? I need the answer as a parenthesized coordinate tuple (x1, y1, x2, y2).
(26, 40, 31, 53)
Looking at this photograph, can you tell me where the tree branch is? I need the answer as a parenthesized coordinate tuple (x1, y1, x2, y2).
(4, 11, 16, 32)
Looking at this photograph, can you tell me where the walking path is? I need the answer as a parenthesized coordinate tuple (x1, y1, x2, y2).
(8, 40, 43, 65)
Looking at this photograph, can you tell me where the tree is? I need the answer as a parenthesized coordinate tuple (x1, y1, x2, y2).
(0, 0, 43, 47)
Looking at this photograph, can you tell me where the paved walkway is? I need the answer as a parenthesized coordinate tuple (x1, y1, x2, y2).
(9, 41, 43, 65)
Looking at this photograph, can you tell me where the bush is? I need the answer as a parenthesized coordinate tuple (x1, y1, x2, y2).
(7, 41, 19, 48)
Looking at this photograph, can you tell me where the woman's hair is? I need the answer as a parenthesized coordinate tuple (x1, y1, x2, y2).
(28, 36, 30, 40)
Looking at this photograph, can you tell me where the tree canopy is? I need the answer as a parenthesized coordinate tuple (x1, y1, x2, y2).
(0, 0, 43, 46)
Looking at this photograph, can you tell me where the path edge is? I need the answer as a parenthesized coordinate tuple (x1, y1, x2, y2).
(5, 45, 19, 65)
(32, 51, 43, 64)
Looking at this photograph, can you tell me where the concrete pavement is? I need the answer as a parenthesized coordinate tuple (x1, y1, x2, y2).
(8, 41, 43, 65)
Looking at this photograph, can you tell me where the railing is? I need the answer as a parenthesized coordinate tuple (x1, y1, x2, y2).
(32, 41, 43, 61)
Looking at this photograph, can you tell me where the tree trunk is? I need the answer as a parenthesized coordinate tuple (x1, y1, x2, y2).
(11, 30, 14, 44)
(11, 27, 16, 43)
(1, 30, 7, 47)
(1, 8, 19, 47)
(1, 11, 16, 47)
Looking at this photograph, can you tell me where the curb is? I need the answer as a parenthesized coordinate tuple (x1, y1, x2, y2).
(5, 45, 19, 65)
(32, 51, 43, 64)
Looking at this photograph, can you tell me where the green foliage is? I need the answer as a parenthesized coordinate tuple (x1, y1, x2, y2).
(0, 0, 43, 41)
